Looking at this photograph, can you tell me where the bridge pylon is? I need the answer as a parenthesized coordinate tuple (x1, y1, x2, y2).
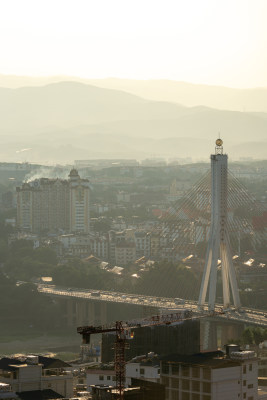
(198, 139, 241, 311)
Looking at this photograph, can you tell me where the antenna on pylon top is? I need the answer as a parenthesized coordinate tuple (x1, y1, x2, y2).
(215, 134, 223, 155)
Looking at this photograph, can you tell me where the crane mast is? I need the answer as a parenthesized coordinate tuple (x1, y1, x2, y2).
(77, 309, 224, 399)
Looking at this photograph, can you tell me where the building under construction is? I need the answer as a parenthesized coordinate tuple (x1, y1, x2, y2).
(101, 318, 200, 363)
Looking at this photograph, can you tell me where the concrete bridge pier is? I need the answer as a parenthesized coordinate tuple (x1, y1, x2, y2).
(201, 318, 245, 351)
(66, 298, 75, 327)
(66, 298, 108, 327)
(76, 300, 87, 326)
(86, 301, 95, 325)
(202, 320, 217, 351)
(100, 302, 107, 325)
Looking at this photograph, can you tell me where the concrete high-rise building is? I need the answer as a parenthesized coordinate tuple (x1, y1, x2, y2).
(101, 319, 200, 363)
(69, 169, 90, 233)
(16, 169, 90, 234)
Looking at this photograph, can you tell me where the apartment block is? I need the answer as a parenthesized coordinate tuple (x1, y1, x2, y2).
(16, 169, 90, 234)
(0, 355, 73, 398)
(160, 348, 258, 400)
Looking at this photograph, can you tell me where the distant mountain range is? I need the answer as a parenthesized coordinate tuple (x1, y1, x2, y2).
(1, 74, 267, 112)
(0, 78, 266, 163)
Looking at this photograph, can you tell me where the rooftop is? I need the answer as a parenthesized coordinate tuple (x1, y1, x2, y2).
(17, 389, 63, 400)
(0, 356, 70, 372)
(160, 351, 242, 369)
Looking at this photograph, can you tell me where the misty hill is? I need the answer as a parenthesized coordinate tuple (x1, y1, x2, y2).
(0, 81, 187, 132)
(0, 81, 267, 163)
(1, 81, 267, 140)
(86, 79, 267, 113)
(1, 74, 267, 112)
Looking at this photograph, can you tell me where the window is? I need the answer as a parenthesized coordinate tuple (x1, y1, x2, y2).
(172, 364, 180, 375)
(192, 367, 200, 378)
(112, 376, 116, 381)
(243, 380, 247, 386)
(107, 376, 110, 380)
(162, 362, 169, 374)
(172, 378, 179, 389)
(181, 365, 190, 377)
(140, 368, 145, 375)
(182, 380, 190, 390)
(243, 394, 246, 399)
(243, 365, 247, 374)
(248, 384, 253, 389)
(182, 392, 190, 400)
(192, 380, 200, 392)
(203, 396, 211, 400)
(99, 375, 104, 381)
(192, 395, 200, 400)
(203, 382, 211, 393)
(172, 391, 179, 400)
(161, 377, 169, 386)
(203, 368, 211, 380)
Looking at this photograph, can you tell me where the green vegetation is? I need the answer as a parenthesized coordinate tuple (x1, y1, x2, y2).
(51, 259, 199, 300)
(0, 272, 60, 333)
(52, 259, 106, 289)
(229, 326, 267, 346)
(3, 239, 57, 281)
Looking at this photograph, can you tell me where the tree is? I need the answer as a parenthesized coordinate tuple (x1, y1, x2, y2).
(33, 247, 57, 265)
(241, 327, 254, 345)
(253, 327, 265, 345)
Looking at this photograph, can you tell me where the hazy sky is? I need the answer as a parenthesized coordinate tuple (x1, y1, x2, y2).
(0, 0, 266, 88)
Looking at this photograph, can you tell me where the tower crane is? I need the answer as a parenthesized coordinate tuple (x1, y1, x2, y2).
(77, 308, 224, 399)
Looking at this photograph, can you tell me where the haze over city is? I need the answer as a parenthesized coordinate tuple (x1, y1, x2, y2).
(0, 2, 267, 400)
(0, 0, 266, 163)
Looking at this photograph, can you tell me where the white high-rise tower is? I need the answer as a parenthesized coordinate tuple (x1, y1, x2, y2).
(198, 139, 241, 310)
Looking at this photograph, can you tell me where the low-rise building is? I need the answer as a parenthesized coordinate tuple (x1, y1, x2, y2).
(90, 382, 165, 399)
(89, 234, 109, 261)
(86, 355, 160, 391)
(150, 232, 161, 260)
(160, 348, 258, 400)
(57, 234, 91, 258)
(0, 382, 18, 399)
(0, 356, 73, 399)
(125, 355, 160, 385)
(257, 342, 267, 377)
(135, 231, 151, 259)
(115, 241, 136, 266)
(86, 368, 116, 389)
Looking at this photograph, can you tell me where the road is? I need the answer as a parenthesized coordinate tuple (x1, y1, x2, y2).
(37, 284, 267, 327)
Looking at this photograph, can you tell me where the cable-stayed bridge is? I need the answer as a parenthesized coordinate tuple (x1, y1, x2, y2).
(37, 284, 267, 328)
(37, 140, 267, 331)
(157, 139, 266, 311)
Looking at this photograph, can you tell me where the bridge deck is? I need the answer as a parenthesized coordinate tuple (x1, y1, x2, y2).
(37, 284, 267, 327)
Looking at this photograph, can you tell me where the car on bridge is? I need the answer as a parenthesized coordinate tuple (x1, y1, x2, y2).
(91, 291, 101, 297)
(174, 298, 185, 305)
